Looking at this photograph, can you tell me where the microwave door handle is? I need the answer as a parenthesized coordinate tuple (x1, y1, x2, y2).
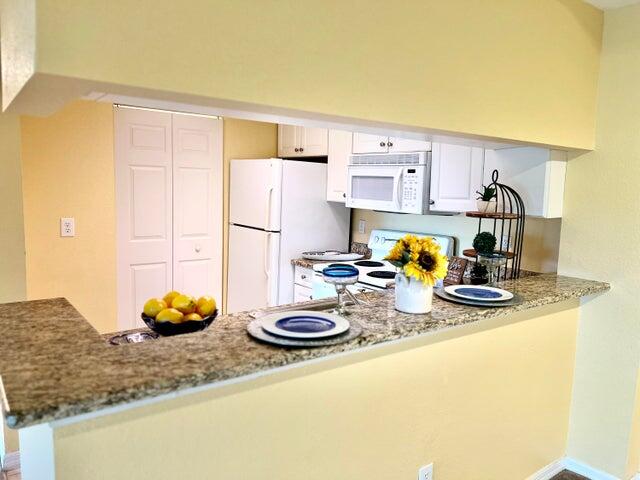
(395, 171, 403, 208)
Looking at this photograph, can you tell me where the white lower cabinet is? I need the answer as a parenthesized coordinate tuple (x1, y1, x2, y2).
(293, 266, 314, 303)
(430, 143, 484, 212)
(294, 284, 314, 303)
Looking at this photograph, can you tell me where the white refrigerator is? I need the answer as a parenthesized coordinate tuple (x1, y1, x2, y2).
(227, 158, 350, 313)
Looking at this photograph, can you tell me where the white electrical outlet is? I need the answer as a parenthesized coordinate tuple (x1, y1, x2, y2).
(60, 217, 75, 237)
(358, 219, 366, 234)
(418, 463, 433, 480)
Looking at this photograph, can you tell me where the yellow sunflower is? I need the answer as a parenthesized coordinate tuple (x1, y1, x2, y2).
(385, 234, 449, 286)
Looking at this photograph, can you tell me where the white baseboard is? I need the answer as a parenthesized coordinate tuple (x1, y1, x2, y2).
(527, 456, 632, 480)
(527, 459, 566, 479)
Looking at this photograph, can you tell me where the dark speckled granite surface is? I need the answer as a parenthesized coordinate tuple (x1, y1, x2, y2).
(0, 274, 608, 429)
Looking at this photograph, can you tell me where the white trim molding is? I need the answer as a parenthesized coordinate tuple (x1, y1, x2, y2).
(528, 456, 634, 480)
(526, 459, 566, 479)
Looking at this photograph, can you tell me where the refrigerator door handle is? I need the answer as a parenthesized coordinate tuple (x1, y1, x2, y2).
(264, 232, 272, 305)
(264, 185, 274, 231)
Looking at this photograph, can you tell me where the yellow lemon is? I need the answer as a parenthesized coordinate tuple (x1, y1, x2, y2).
(143, 298, 167, 318)
(163, 291, 181, 308)
(172, 294, 197, 314)
(184, 312, 203, 322)
(155, 308, 184, 324)
(196, 296, 217, 317)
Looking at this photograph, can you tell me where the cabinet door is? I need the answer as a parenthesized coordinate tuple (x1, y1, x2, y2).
(278, 124, 299, 157)
(294, 284, 314, 303)
(430, 143, 484, 212)
(326, 130, 352, 202)
(299, 127, 328, 156)
(352, 132, 389, 154)
(389, 137, 431, 153)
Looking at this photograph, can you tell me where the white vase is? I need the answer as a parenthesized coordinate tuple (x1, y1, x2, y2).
(394, 273, 433, 314)
(477, 199, 497, 213)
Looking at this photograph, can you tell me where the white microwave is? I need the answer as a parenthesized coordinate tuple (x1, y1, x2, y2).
(346, 152, 432, 214)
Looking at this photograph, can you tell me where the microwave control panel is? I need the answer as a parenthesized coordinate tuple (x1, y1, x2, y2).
(400, 167, 426, 213)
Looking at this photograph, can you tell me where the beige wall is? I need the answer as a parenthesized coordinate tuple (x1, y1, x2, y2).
(51, 302, 579, 480)
(222, 119, 278, 311)
(352, 210, 561, 273)
(0, 113, 26, 455)
(3, 1, 602, 149)
(21, 101, 117, 333)
(0, 113, 26, 303)
(558, 4, 640, 478)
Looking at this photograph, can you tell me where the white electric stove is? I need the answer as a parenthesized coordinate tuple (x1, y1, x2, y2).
(311, 229, 455, 299)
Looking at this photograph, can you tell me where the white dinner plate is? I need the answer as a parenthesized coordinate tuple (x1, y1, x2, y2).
(259, 310, 350, 339)
(444, 285, 514, 302)
(302, 251, 364, 261)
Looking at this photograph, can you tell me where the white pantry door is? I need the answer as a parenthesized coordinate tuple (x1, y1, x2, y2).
(172, 114, 223, 303)
(115, 107, 173, 329)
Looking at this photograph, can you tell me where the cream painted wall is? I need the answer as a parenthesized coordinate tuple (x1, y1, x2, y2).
(0, 113, 26, 455)
(558, 4, 640, 478)
(21, 100, 117, 334)
(1, 0, 602, 150)
(0, 114, 26, 302)
(222, 118, 278, 312)
(50, 302, 579, 480)
(352, 210, 561, 273)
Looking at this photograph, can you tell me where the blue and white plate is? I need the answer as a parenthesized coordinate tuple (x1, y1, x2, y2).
(444, 285, 513, 302)
(259, 310, 350, 339)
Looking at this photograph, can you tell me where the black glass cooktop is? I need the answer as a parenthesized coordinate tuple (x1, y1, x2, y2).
(367, 271, 396, 279)
(354, 260, 384, 268)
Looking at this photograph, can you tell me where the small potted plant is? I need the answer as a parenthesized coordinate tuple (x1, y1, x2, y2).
(472, 232, 507, 285)
(385, 235, 449, 314)
(469, 264, 488, 285)
(476, 184, 497, 213)
(472, 231, 497, 255)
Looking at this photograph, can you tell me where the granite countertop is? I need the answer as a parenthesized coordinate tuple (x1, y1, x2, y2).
(0, 274, 608, 429)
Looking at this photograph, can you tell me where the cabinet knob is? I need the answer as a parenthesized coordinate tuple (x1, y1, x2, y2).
(300, 147, 304, 152)
(343, 192, 346, 198)
(294, 148, 299, 152)
(387, 142, 393, 147)
(379, 141, 386, 147)
(429, 199, 435, 205)
(301, 274, 307, 280)
(195, 245, 201, 252)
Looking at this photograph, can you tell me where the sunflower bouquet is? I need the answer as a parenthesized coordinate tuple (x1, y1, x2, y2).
(384, 235, 449, 286)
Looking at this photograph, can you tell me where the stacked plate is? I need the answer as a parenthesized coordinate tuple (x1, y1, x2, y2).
(247, 310, 362, 347)
(434, 285, 522, 307)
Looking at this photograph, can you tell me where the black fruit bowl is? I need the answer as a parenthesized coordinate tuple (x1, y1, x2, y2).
(141, 310, 217, 337)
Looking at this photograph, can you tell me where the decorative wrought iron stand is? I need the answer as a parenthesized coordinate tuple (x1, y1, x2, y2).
(464, 170, 526, 281)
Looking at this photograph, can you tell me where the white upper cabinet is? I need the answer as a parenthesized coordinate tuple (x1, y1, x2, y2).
(430, 143, 484, 212)
(388, 137, 431, 153)
(352, 133, 388, 153)
(278, 125, 328, 157)
(326, 130, 352, 203)
(277, 125, 299, 157)
(353, 132, 430, 154)
(300, 127, 329, 156)
(483, 147, 567, 218)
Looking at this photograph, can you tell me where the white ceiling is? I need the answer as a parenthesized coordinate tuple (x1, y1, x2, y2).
(584, 0, 640, 9)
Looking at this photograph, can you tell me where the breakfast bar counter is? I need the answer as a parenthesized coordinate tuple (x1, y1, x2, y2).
(0, 274, 608, 430)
